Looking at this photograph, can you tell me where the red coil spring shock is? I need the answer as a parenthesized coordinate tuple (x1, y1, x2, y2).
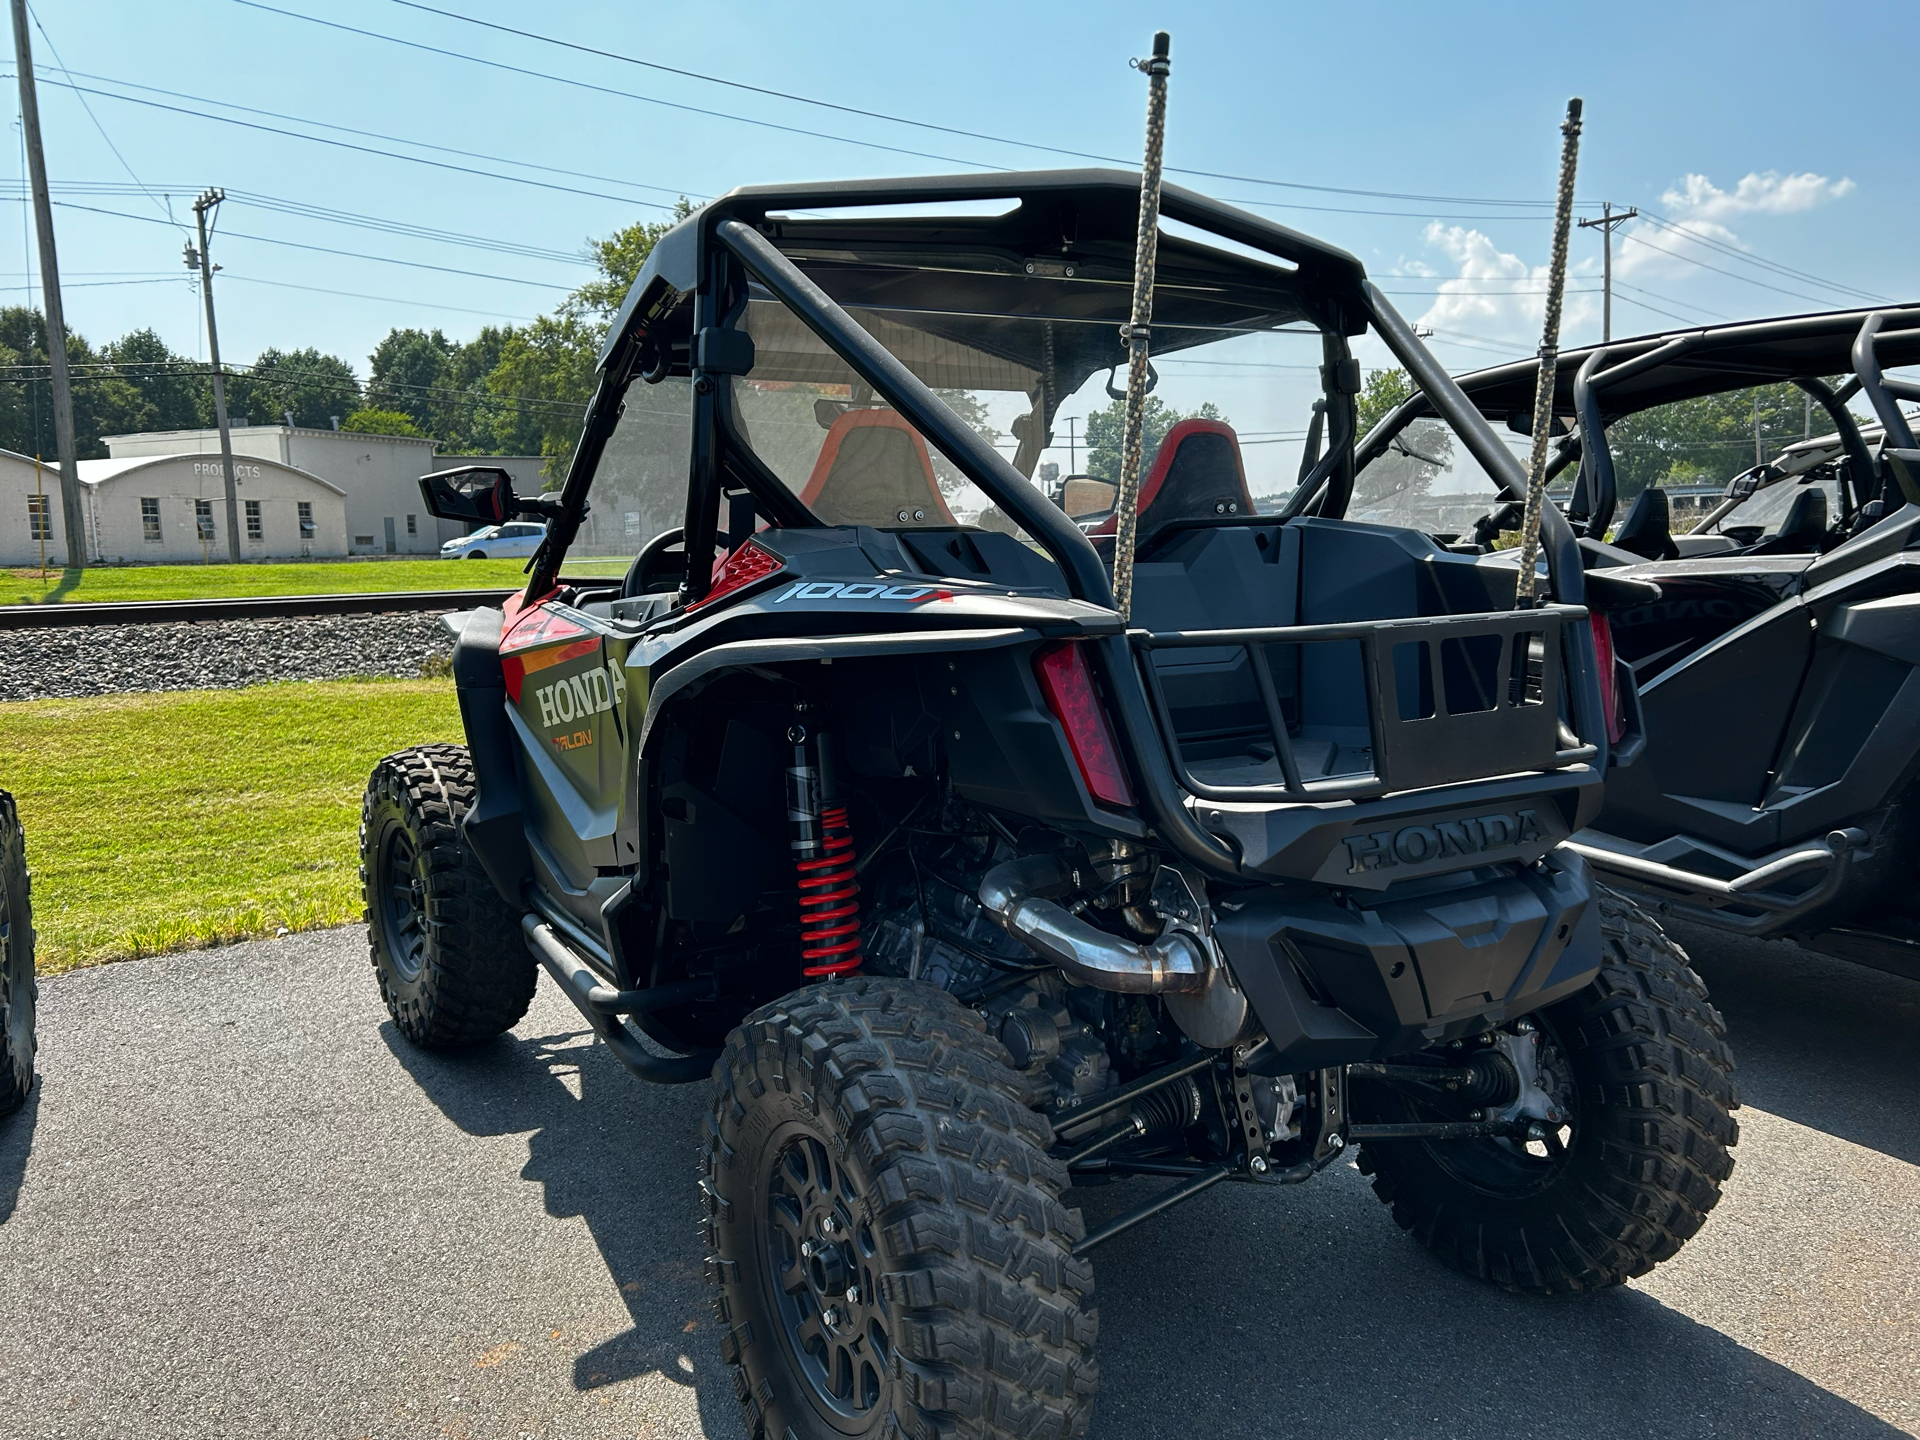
(789, 721, 861, 977)
(798, 803, 862, 976)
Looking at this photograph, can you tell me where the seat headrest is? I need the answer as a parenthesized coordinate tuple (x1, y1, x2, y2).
(799, 408, 957, 527)
(1091, 419, 1255, 553)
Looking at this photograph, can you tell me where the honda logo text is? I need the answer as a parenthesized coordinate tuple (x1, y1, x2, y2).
(535, 661, 627, 731)
(1344, 809, 1547, 874)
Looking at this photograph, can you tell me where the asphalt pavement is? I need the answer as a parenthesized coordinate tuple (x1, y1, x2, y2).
(1, 922, 1914, 1439)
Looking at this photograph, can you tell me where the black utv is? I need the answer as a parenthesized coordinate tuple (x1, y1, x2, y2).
(1360, 305, 1920, 982)
(363, 171, 1737, 1440)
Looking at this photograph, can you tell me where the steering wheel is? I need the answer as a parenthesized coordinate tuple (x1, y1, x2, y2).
(623, 526, 687, 599)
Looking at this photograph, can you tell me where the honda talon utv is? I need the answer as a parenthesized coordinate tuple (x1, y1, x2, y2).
(1358, 305, 1920, 982)
(363, 171, 1737, 1439)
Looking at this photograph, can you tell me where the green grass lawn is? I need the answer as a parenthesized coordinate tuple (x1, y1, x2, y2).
(3, 555, 629, 606)
(0, 679, 467, 973)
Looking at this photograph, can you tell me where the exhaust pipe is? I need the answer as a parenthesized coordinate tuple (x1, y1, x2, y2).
(977, 854, 1208, 993)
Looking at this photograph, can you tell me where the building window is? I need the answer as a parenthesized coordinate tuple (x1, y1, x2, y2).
(406, 513, 417, 536)
(195, 499, 216, 542)
(245, 499, 263, 541)
(354, 535, 375, 547)
(298, 501, 315, 538)
(27, 494, 51, 541)
(141, 497, 163, 543)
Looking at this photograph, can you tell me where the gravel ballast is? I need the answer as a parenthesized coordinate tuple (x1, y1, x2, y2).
(0, 612, 456, 701)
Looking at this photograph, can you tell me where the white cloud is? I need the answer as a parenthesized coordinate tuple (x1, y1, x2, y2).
(1411, 222, 1596, 346)
(1660, 170, 1855, 222)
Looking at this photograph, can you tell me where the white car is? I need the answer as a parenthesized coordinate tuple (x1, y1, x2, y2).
(440, 521, 546, 560)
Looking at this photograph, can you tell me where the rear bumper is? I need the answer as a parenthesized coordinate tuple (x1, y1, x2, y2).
(1215, 846, 1601, 1071)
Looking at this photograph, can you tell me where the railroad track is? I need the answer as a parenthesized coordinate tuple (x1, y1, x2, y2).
(0, 577, 621, 630)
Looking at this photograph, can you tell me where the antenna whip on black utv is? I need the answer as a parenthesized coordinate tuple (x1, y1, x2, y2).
(1514, 97, 1583, 606)
(1112, 30, 1172, 625)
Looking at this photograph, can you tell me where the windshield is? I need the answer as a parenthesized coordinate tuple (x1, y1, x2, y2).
(731, 288, 1326, 531)
(1350, 416, 1524, 535)
(572, 374, 694, 558)
(1710, 473, 1845, 539)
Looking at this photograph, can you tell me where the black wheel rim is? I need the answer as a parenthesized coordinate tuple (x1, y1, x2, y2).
(1425, 1021, 1580, 1198)
(378, 825, 428, 982)
(762, 1130, 891, 1428)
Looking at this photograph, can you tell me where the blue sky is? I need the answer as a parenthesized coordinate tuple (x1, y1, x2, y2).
(10, 0, 1915, 466)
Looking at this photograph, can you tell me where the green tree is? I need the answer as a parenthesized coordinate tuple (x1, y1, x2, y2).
(341, 407, 425, 437)
(366, 327, 452, 436)
(486, 199, 697, 481)
(226, 346, 361, 429)
(1357, 367, 1414, 438)
(99, 328, 205, 433)
(1082, 395, 1226, 483)
(1606, 381, 1829, 503)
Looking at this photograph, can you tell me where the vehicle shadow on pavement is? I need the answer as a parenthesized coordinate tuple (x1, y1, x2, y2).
(1678, 925, 1920, 1166)
(381, 1018, 739, 1439)
(0, 1082, 37, 1225)
(1071, 1172, 1910, 1440)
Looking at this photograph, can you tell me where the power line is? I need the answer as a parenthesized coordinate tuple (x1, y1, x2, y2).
(1619, 229, 1855, 309)
(15, 70, 684, 209)
(24, 3, 177, 225)
(1634, 208, 1887, 305)
(219, 272, 540, 322)
(50, 199, 579, 289)
(367, 0, 1583, 209)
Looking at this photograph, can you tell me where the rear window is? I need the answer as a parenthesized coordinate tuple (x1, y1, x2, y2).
(1350, 417, 1521, 535)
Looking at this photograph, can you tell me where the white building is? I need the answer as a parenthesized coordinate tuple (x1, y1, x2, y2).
(0, 445, 349, 566)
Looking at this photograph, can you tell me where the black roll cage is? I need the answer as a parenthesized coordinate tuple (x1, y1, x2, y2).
(1358, 304, 1920, 543)
(523, 171, 1611, 881)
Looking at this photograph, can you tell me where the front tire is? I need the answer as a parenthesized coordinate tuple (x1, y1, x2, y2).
(1354, 889, 1739, 1293)
(0, 791, 36, 1116)
(704, 978, 1099, 1440)
(464, 550, 487, 560)
(360, 744, 535, 1048)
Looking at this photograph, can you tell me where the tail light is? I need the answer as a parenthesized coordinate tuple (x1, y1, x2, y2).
(688, 539, 784, 611)
(1589, 612, 1627, 745)
(1033, 641, 1135, 808)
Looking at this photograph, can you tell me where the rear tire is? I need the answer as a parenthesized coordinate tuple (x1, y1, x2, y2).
(0, 791, 36, 1116)
(1354, 888, 1739, 1293)
(360, 744, 534, 1048)
(704, 978, 1099, 1440)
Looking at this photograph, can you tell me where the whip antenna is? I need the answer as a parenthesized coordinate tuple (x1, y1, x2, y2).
(1514, 97, 1583, 606)
(1111, 30, 1171, 624)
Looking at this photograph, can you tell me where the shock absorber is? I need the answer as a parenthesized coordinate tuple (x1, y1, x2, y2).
(788, 720, 862, 977)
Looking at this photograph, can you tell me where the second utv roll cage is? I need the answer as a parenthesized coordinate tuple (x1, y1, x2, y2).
(523, 170, 1616, 882)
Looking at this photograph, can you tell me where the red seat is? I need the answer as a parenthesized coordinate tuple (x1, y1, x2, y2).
(800, 408, 957, 526)
(1091, 419, 1255, 551)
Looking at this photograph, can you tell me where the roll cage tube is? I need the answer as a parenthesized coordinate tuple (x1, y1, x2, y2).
(712, 217, 1116, 608)
(1794, 375, 1877, 512)
(1569, 348, 1614, 535)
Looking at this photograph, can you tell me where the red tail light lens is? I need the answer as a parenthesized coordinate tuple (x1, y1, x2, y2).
(688, 539, 784, 611)
(1033, 641, 1135, 808)
(1589, 612, 1626, 745)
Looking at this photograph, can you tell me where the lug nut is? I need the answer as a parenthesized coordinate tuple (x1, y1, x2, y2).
(845, 1285, 861, 1304)
(823, 1307, 841, 1327)
(1328, 1134, 1345, 1150)
(1249, 1155, 1269, 1175)
(800, 1240, 815, 1258)
(821, 1215, 840, 1235)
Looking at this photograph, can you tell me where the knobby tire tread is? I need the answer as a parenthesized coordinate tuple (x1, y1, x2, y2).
(0, 790, 36, 1115)
(360, 744, 534, 1048)
(1356, 888, 1739, 1294)
(704, 977, 1099, 1440)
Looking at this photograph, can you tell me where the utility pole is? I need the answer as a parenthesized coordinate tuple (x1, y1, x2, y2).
(186, 188, 240, 562)
(1753, 392, 1762, 468)
(1577, 200, 1638, 343)
(1065, 416, 1077, 475)
(11, 0, 83, 569)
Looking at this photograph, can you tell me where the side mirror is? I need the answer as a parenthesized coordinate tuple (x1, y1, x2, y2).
(419, 465, 515, 524)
